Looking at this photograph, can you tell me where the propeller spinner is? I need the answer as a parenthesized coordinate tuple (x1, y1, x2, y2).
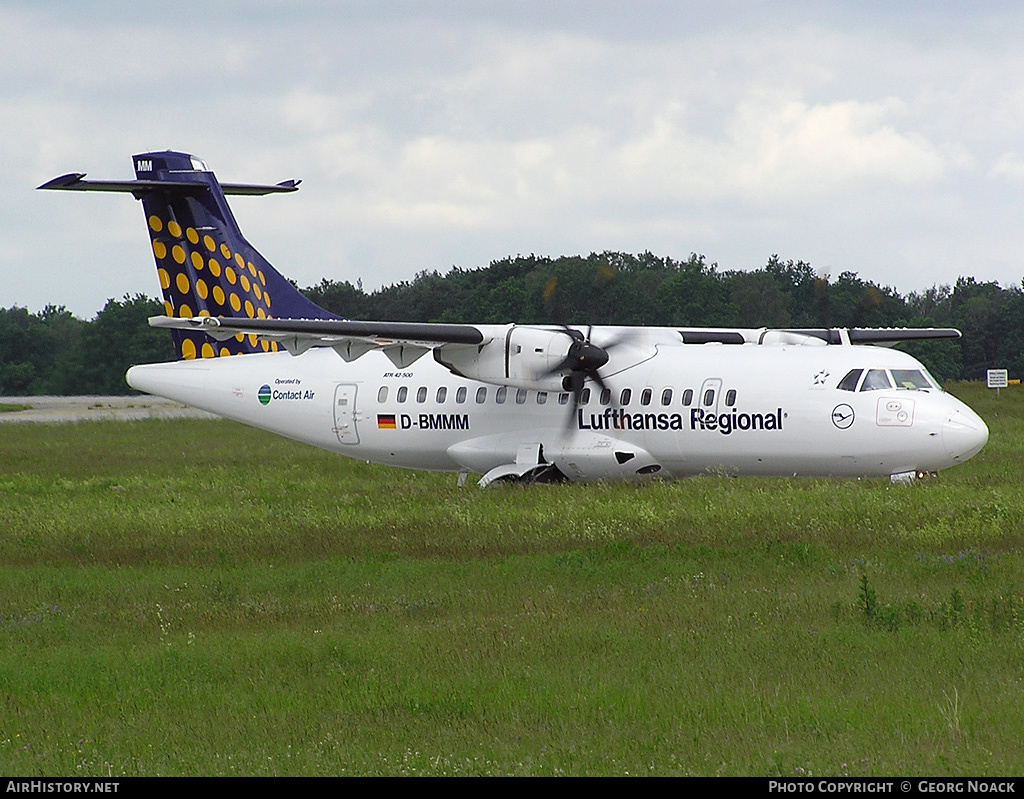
(542, 326, 615, 431)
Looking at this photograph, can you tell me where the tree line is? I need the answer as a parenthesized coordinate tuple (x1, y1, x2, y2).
(2, 252, 1021, 396)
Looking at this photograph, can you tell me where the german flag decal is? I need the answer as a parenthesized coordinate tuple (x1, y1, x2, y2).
(377, 414, 397, 429)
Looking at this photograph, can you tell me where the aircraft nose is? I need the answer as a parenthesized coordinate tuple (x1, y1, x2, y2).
(942, 408, 989, 463)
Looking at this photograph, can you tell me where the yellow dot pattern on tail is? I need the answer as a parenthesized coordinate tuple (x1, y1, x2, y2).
(148, 217, 278, 358)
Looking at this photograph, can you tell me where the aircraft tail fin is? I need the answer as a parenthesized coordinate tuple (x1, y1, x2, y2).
(39, 151, 337, 359)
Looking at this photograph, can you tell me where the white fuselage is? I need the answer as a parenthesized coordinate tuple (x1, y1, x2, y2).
(126, 337, 988, 483)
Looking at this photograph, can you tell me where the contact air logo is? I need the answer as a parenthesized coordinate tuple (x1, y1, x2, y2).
(258, 380, 316, 404)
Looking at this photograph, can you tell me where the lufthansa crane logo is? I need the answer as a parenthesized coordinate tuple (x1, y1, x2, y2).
(832, 403, 855, 429)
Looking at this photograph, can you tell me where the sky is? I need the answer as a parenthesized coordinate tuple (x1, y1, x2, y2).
(4, 0, 1024, 319)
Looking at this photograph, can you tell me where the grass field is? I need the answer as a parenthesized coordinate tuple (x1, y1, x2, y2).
(1, 383, 1022, 776)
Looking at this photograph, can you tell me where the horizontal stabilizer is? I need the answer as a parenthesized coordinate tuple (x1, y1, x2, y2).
(38, 173, 300, 196)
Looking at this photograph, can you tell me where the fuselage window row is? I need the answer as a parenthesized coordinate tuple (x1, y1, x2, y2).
(378, 384, 729, 408)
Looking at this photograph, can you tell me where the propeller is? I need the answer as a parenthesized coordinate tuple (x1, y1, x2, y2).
(540, 267, 634, 433)
(540, 325, 618, 433)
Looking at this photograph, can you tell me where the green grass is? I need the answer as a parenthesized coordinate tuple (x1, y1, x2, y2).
(1, 383, 1022, 776)
(0, 403, 31, 413)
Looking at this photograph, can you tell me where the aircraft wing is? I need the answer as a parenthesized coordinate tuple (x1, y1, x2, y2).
(150, 315, 963, 373)
(788, 327, 961, 344)
(677, 327, 962, 346)
(149, 315, 485, 367)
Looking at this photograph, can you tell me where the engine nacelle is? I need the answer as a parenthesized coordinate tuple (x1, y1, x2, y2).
(434, 324, 575, 390)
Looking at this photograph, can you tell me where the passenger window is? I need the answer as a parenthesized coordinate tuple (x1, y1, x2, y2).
(661, 388, 672, 406)
(416, 386, 427, 403)
(860, 369, 892, 391)
(725, 389, 736, 406)
(496, 387, 507, 404)
(377, 386, 388, 403)
(475, 387, 487, 404)
(837, 369, 862, 392)
(600, 388, 611, 405)
(580, 388, 591, 405)
(537, 391, 548, 405)
(640, 388, 652, 406)
(516, 388, 528, 404)
(558, 393, 569, 405)
(703, 389, 715, 406)
(436, 387, 447, 403)
(682, 389, 693, 406)
(456, 387, 467, 404)
(397, 386, 408, 403)
(620, 388, 632, 405)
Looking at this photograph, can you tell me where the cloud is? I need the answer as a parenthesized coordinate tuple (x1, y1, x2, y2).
(6, 3, 1024, 315)
(989, 152, 1024, 183)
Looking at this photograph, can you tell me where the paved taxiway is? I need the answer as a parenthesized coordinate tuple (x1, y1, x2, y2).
(0, 396, 217, 424)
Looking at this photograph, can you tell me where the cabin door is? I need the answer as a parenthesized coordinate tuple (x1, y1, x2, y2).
(333, 384, 359, 444)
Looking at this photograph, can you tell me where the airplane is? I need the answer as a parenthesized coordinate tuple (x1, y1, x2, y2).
(39, 151, 989, 486)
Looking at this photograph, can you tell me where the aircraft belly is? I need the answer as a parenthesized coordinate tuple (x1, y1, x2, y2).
(362, 426, 471, 472)
(365, 404, 557, 472)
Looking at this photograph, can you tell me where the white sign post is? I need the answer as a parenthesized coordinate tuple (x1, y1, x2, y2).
(987, 369, 1008, 397)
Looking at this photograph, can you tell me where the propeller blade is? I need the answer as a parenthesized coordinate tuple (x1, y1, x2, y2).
(564, 371, 586, 434)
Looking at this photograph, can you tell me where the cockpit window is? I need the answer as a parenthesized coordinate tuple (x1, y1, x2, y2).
(837, 369, 862, 392)
(860, 369, 892, 391)
(891, 369, 934, 390)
